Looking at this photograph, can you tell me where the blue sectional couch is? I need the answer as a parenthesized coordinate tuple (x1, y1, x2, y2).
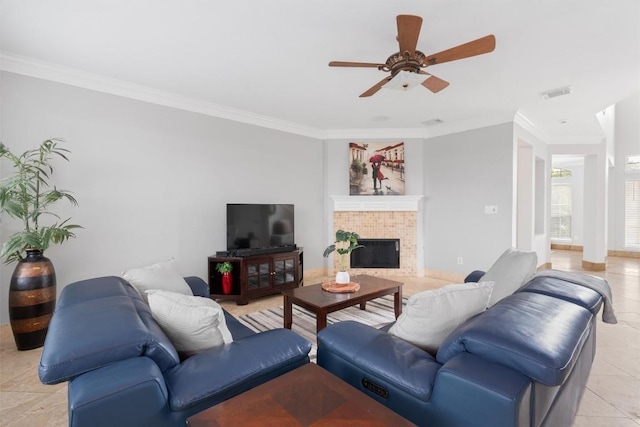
(38, 275, 311, 427)
(317, 272, 609, 427)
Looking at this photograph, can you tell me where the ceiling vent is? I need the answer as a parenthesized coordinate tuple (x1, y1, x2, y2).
(540, 86, 571, 99)
(422, 118, 444, 126)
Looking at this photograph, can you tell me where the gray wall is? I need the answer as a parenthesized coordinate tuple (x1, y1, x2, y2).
(0, 72, 325, 323)
(423, 123, 515, 273)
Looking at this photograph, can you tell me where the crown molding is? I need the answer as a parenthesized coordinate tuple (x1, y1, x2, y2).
(514, 111, 550, 142)
(324, 113, 515, 141)
(0, 52, 326, 140)
(324, 128, 428, 140)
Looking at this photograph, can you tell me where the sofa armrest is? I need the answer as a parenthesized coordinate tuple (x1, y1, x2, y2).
(464, 270, 485, 283)
(164, 328, 311, 413)
(184, 276, 209, 297)
(429, 352, 532, 427)
(68, 357, 176, 427)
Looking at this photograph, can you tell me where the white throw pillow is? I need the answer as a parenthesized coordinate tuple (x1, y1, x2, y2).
(122, 259, 193, 303)
(480, 248, 538, 307)
(388, 281, 494, 355)
(146, 290, 233, 354)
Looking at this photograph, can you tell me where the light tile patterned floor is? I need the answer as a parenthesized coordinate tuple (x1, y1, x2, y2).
(0, 250, 638, 426)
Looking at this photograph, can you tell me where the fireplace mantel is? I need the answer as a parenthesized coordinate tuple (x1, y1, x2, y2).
(331, 195, 423, 212)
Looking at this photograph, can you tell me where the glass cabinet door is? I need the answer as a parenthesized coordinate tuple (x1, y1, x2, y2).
(273, 257, 296, 286)
(247, 260, 271, 290)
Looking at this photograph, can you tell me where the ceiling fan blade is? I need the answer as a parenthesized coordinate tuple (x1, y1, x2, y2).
(423, 34, 496, 66)
(329, 61, 385, 68)
(397, 15, 423, 54)
(359, 76, 393, 98)
(420, 72, 450, 93)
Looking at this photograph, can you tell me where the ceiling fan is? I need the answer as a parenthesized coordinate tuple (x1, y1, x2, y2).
(329, 15, 496, 97)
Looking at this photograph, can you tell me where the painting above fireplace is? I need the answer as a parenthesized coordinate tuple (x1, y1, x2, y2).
(349, 142, 405, 196)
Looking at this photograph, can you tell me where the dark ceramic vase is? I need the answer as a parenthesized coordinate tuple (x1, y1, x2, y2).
(9, 249, 56, 350)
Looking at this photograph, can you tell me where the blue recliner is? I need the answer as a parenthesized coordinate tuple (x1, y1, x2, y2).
(39, 275, 311, 427)
(317, 273, 606, 427)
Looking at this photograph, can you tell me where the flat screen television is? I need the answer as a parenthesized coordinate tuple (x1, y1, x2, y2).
(226, 204, 295, 252)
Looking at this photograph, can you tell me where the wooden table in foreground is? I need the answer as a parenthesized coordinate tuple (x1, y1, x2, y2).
(281, 274, 403, 333)
(186, 363, 415, 427)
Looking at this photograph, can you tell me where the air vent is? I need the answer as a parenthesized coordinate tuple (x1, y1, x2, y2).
(540, 86, 571, 99)
(422, 118, 444, 126)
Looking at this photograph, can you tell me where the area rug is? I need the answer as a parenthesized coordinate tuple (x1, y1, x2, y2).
(238, 295, 406, 361)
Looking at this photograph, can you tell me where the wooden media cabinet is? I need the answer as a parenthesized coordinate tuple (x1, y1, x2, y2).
(208, 248, 303, 305)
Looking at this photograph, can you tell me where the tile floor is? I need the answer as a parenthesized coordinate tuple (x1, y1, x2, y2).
(0, 250, 638, 426)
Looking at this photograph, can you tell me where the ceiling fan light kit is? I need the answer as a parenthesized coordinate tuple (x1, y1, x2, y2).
(383, 70, 429, 91)
(329, 14, 496, 97)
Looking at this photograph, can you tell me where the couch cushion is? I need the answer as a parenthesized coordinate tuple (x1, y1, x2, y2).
(519, 276, 603, 314)
(147, 290, 233, 356)
(122, 259, 193, 303)
(436, 292, 593, 386)
(388, 282, 494, 354)
(480, 248, 538, 306)
(39, 292, 179, 384)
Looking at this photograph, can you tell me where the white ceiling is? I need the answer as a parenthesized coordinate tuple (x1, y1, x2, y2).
(1, 0, 639, 142)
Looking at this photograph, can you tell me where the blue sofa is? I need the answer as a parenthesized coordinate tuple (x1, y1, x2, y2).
(38, 275, 311, 427)
(317, 273, 607, 427)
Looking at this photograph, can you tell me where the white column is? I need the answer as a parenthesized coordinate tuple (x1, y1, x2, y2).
(582, 153, 608, 266)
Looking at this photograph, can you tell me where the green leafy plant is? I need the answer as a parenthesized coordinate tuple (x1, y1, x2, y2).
(323, 229, 364, 272)
(0, 139, 82, 264)
(215, 261, 233, 274)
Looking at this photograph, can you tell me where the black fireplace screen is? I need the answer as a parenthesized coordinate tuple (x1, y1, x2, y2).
(350, 238, 400, 268)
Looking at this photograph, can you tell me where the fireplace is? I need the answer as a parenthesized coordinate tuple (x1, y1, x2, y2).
(330, 195, 424, 277)
(351, 239, 400, 268)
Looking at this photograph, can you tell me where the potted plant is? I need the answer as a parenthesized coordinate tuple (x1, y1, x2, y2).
(323, 229, 364, 284)
(0, 138, 81, 350)
(215, 261, 234, 295)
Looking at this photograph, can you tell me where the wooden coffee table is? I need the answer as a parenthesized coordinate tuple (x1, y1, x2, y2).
(186, 363, 415, 426)
(281, 274, 403, 333)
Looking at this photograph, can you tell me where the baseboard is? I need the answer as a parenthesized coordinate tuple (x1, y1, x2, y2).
(538, 262, 552, 271)
(424, 269, 466, 283)
(551, 243, 583, 251)
(551, 245, 639, 259)
(607, 250, 640, 259)
(582, 260, 607, 271)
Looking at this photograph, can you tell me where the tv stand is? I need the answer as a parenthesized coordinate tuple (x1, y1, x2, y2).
(208, 248, 303, 305)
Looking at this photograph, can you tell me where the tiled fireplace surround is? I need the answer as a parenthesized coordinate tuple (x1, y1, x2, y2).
(330, 196, 423, 277)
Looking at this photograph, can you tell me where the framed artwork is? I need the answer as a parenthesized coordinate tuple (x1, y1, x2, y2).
(349, 142, 405, 195)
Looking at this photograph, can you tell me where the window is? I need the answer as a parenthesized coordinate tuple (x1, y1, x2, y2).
(625, 154, 640, 172)
(625, 155, 640, 248)
(551, 184, 572, 239)
(551, 167, 572, 178)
